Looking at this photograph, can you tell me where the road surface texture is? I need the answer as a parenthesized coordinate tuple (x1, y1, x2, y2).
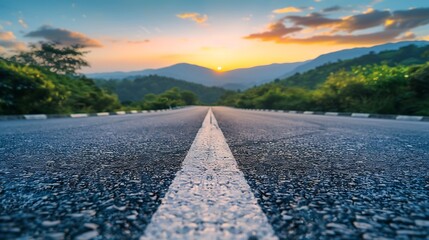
(0, 107, 208, 239)
(1, 106, 429, 239)
(212, 107, 429, 240)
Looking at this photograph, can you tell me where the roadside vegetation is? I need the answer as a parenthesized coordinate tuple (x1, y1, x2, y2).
(95, 75, 229, 105)
(0, 43, 122, 115)
(126, 87, 198, 110)
(219, 45, 429, 116)
(0, 42, 204, 115)
(2, 43, 428, 115)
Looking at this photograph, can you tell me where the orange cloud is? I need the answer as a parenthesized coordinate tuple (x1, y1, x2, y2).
(273, 7, 302, 14)
(177, 12, 208, 24)
(0, 31, 16, 41)
(127, 39, 150, 44)
(245, 21, 302, 41)
(0, 31, 27, 50)
(245, 7, 429, 45)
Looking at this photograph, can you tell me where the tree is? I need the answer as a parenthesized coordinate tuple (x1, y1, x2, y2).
(180, 90, 198, 105)
(0, 60, 66, 114)
(409, 63, 429, 97)
(9, 42, 89, 76)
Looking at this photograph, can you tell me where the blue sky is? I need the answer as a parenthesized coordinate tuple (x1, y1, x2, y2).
(1, 0, 429, 72)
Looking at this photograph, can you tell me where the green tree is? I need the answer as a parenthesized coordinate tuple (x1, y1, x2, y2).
(180, 90, 198, 105)
(0, 60, 65, 114)
(9, 42, 89, 76)
(409, 63, 429, 97)
(0, 59, 120, 114)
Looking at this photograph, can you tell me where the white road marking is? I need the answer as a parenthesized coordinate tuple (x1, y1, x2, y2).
(351, 113, 370, 118)
(142, 108, 277, 240)
(23, 114, 47, 120)
(70, 113, 88, 118)
(396, 115, 423, 121)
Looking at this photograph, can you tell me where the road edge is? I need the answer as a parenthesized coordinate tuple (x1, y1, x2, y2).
(0, 107, 186, 121)
(238, 108, 429, 122)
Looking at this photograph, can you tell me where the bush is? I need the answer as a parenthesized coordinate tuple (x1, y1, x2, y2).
(0, 59, 120, 114)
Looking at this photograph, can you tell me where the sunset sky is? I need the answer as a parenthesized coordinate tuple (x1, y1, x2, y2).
(1, 0, 429, 73)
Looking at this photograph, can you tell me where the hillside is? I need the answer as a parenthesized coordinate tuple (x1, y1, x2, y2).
(280, 44, 429, 89)
(95, 75, 230, 104)
(88, 62, 305, 90)
(282, 41, 429, 78)
(0, 59, 120, 115)
(87, 41, 428, 90)
(219, 44, 429, 116)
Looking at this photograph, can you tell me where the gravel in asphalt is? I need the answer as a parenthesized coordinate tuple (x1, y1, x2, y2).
(0, 107, 208, 239)
(213, 107, 429, 240)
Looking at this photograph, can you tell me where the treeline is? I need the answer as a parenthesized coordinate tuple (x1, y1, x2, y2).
(220, 45, 429, 116)
(95, 75, 229, 104)
(0, 42, 204, 115)
(0, 59, 121, 115)
(0, 42, 124, 115)
(127, 87, 198, 110)
(280, 44, 429, 89)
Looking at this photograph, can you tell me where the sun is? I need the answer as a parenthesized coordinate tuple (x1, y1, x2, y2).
(217, 66, 222, 71)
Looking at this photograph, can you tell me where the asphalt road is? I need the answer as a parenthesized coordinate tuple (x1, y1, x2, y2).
(212, 107, 429, 239)
(0, 107, 208, 239)
(1, 106, 428, 239)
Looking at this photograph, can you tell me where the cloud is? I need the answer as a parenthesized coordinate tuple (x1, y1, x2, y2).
(245, 21, 302, 41)
(273, 7, 302, 14)
(25, 25, 102, 47)
(127, 39, 150, 44)
(0, 31, 15, 41)
(387, 8, 429, 30)
(18, 19, 28, 28)
(323, 6, 342, 13)
(244, 7, 429, 45)
(177, 12, 208, 24)
(274, 30, 413, 45)
(0, 31, 26, 51)
(337, 10, 391, 32)
(284, 13, 341, 28)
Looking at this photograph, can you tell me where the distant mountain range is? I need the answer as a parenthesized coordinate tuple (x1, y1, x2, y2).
(282, 40, 429, 78)
(87, 62, 304, 90)
(87, 41, 429, 90)
(94, 75, 229, 104)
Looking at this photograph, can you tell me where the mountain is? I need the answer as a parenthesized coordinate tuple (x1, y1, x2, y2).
(279, 43, 429, 89)
(87, 41, 429, 90)
(219, 44, 429, 116)
(223, 62, 305, 87)
(282, 41, 429, 78)
(95, 75, 230, 104)
(87, 62, 305, 90)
